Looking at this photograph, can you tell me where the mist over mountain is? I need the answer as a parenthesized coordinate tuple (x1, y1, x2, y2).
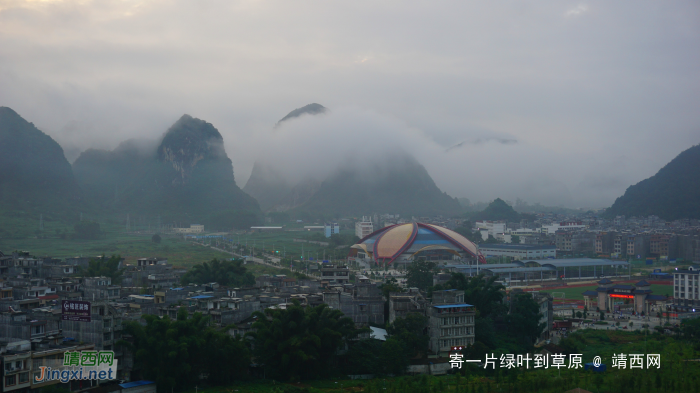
(0, 107, 80, 212)
(73, 115, 260, 228)
(244, 104, 462, 217)
(276, 103, 327, 126)
(605, 144, 700, 220)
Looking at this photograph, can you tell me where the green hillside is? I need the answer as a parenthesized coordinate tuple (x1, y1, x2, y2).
(0, 107, 82, 232)
(606, 144, 700, 220)
(293, 154, 463, 217)
(469, 198, 532, 222)
(73, 115, 261, 230)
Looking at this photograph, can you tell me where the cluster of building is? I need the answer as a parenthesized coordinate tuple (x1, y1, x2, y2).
(472, 214, 700, 262)
(1, 244, 549, 392)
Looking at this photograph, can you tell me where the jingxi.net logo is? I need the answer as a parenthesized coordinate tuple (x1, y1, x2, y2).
(34, 351, 118, 383)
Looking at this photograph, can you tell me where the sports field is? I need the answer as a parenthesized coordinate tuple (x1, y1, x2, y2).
(540, 282, 673, 300)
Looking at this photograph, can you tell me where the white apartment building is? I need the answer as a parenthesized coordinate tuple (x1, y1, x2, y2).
(540, 221, 586, 235)
(355, 216, 374, 239)
(674, 265, 700, 301)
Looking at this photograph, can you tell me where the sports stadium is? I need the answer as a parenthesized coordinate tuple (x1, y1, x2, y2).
(347, 222, 486, 269)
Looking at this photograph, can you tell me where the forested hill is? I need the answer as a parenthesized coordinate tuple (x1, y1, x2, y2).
(468, 198, 533, 222)
(291, 153, 463, 217)
(605, 144, 700, 220)
(73, 114, 261, 229)
(0, 107, 80, 211)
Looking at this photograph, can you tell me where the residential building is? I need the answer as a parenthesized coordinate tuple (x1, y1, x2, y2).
(320, 265, 350, 284)
(388, 289, 427, 324)
(355, 217, 373, 239)
(324, 222, 340, 238)
(673, 265, 700, 307)
(428, 290, 475, 355)
(475, 221, 507, 238)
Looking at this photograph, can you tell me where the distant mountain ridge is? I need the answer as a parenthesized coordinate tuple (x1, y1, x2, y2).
(0, 107, 80, 211)
(244, 104, 463, 217)
(605, 144, 700, 220)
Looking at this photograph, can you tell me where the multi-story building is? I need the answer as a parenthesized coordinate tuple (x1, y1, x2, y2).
(475, 221, 507, 238)
(83, 277, 121, 301)
(355, 217, 373, 239)
(320, 265, 350, 284)
(1, 339, 98, 393)
(324, 222, 340, 238)
(650, 235, 671, 259)
(428, 290, 475, 355)
(1, 339, 31, 393)
(555, 231, 573, 252)
(540, 221, 586, 235)
(673, 265, 700, 307)
(388, 289, 427, 324)
(626, 234, 650, 259)
(323, 284, 384, 327)
(595, 231, 617, 255)
(60, 302, 128, 380)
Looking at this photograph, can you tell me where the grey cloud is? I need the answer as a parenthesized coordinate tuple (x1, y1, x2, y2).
(0, 1, 699, 209)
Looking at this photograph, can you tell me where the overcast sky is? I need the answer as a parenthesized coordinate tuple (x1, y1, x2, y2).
(1, 1, 699, 209)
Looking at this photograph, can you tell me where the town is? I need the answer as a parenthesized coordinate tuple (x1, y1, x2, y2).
(2, 208, 699, 393)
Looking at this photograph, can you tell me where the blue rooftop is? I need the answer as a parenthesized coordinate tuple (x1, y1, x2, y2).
(170, 288, 184, 290)
(433, 304, 474, 309)
(119, 381, 155, 389)
(191, 295, 213, 299)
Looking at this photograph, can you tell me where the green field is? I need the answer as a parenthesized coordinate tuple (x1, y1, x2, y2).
(0, 214, 354, 270)
(541, 283, 674, 300)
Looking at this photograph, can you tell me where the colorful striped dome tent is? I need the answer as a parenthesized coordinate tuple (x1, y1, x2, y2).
(348, 223, 485, 267)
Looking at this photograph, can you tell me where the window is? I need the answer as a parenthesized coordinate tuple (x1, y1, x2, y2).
(6, 375, 16, 386)
(19, 373, 28, 383)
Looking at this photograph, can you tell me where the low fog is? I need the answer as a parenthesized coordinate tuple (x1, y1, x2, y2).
(253, 107, 600, 208)
(1, 1, 699, 209)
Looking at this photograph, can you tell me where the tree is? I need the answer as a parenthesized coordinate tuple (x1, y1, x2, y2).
(432, 273, 507, 319)
(180, 258, 255, 287)
(386, 313, 429, 357)
(510, 235, 521, 244)
(344, 339, 383, 375)
(380, 337, 410, 375)
(681, 317, 700, 341)
(484, 234, 501, 244)
(405, 260, 436, 290)
(248, 301, 357, 381)
(79, 255, 125, 284)
(380, 279, 404, 301)
(73, 220, 102, 240)
(507, 293, 545, 348)
(120, 308, 249, 392)
(151, 234, 161, 244)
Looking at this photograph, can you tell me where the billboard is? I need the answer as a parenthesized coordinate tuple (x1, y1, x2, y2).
(62, 300, 91, 322)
